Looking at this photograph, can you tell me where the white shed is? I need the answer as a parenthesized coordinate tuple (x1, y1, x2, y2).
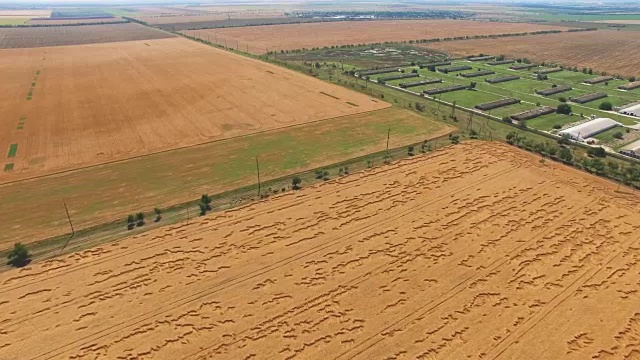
(619, 104, 640, 118)
(620, 139, 640, 159)
(558, 118, 621, 142)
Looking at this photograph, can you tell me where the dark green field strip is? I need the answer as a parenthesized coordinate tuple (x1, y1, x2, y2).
(7, 144, 18, 158)
(4, 163, 13, 172)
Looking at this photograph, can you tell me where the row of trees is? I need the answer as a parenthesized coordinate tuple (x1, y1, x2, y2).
(506, 132, 640, 187)
(126, 208, 162, 230)
(267, 30, 565, 55)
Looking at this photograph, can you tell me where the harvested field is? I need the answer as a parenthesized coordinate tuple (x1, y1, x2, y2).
(2, 142, 640, 359)
(0, 9, 51, 18)
(0, 37, 387, 181)
(181, 20, 569, 54)
(157, 17, 322, 31)
(423, 30, 640, 78)
(26, 17, 124, 25)
(140, 10, 285, 25)
(0, 107, 449, 248)
(0, 23, 172, 48)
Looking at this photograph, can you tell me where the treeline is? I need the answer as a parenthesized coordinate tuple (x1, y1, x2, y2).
(506, 132, 640, 188)
(267, 29, 581, 55)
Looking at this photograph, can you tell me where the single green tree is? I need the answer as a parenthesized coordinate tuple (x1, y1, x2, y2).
(7, 243, 30, 268)
(127, 214, 135, 230)
(200, 194, 212, 210)
(556, 103, 572, 115)
(136, 212, 145, 226)
(599, 101, 613, 111)
(198, 202, 208, 216)
(292, 176, 302, 190)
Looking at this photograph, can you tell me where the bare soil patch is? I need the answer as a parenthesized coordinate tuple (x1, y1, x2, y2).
(0, 23, 173, 48)
(0, 37, 387, 181)
(181, 20, 569, 54)
(423, 30, 640, 78)
(1, 142, 638, 359)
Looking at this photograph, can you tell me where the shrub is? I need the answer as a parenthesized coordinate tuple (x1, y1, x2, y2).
(407, 145, 415, 156)
(558, 96, 567, 103)
(613, 131, 624, 139)
(292, 176, 302, 190)
(587, 146, 606, 158)
(315, 169, 324, 179)
(154, 208, 162, 222)
(136, 212, 145, 227)
(450, 135, 460, 144)
(556, 103, 572, 115)
(7, 243, 30, 268)
(200, 194, 212, 210)
(599, 101, 613, 111)
(552, 124, 562, 129)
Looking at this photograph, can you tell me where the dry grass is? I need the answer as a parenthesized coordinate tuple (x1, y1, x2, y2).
(0, 23, 173, 48)
(1, 142, 639, 359)
(423, 30, 640, 78)
(182, 19, 569, 54)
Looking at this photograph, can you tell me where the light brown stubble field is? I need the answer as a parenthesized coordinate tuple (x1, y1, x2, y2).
(0, 37, 387, 180)
(1, 142, 639, 359)
(182, 19, 569, 54)
(423, 30, 640, 78)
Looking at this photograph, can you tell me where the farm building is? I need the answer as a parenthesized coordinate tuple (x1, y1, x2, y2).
(510, 106, 554, 121)
(468, 55, 494, 61)
(461, 70, 495, 78)
(558, 118, 621, 142)
(378, 73, 419, 82)
(536, 67, 563, 75)
(570, 92, 608, 104)
(536, 85, 572, 96)
(583, 76, 614, 85)
(619, 103, 640, 117)
(488, 59, 514, 66)
(399, 78, 442, 88)
(475, 98, 520, 111)
(418, 61, 451, 69)
(619, 81, 640, 91)
(438, 65, 472, 73)
(620, 139, 640, 159)
(486, 75, 519, 84)
(423, 84, 467, 95)
(509, 64, 537, 70)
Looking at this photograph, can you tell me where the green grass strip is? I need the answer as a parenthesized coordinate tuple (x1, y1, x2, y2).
(4, 163, 14, 171)
(31, 82, 36, 87)
(7, 144, 17, 158)
(17, 126, 23, 130)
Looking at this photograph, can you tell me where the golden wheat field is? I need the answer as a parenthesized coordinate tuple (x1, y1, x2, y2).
(1, 142, 639, 359)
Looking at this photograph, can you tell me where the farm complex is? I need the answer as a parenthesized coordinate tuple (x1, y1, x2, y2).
(1, 142, 639, 359)
(424, 30, 640, 78)
(3, 2, 640, 359)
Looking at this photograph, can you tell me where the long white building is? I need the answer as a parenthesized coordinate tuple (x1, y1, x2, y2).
(620, 139, 640, 159)
(619, 104, 640, 118)
(558, 118, 620, 142)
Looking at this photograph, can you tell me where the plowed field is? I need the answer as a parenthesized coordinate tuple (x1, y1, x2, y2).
(182, 20, 569, 54)
(2, 142, 639, 359)
(423, 30, 640, 78)
(0, 37, 387, 179)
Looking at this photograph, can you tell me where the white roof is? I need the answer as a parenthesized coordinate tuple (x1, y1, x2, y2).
(620, 104, 640, 113)
(621, 139, 640, 153)
(559, 118, 620, 140)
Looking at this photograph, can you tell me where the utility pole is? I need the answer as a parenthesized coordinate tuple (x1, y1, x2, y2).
(386, 126, 391, 155)
(256, 157, 261, 198)
(59, 198, 75, 253)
